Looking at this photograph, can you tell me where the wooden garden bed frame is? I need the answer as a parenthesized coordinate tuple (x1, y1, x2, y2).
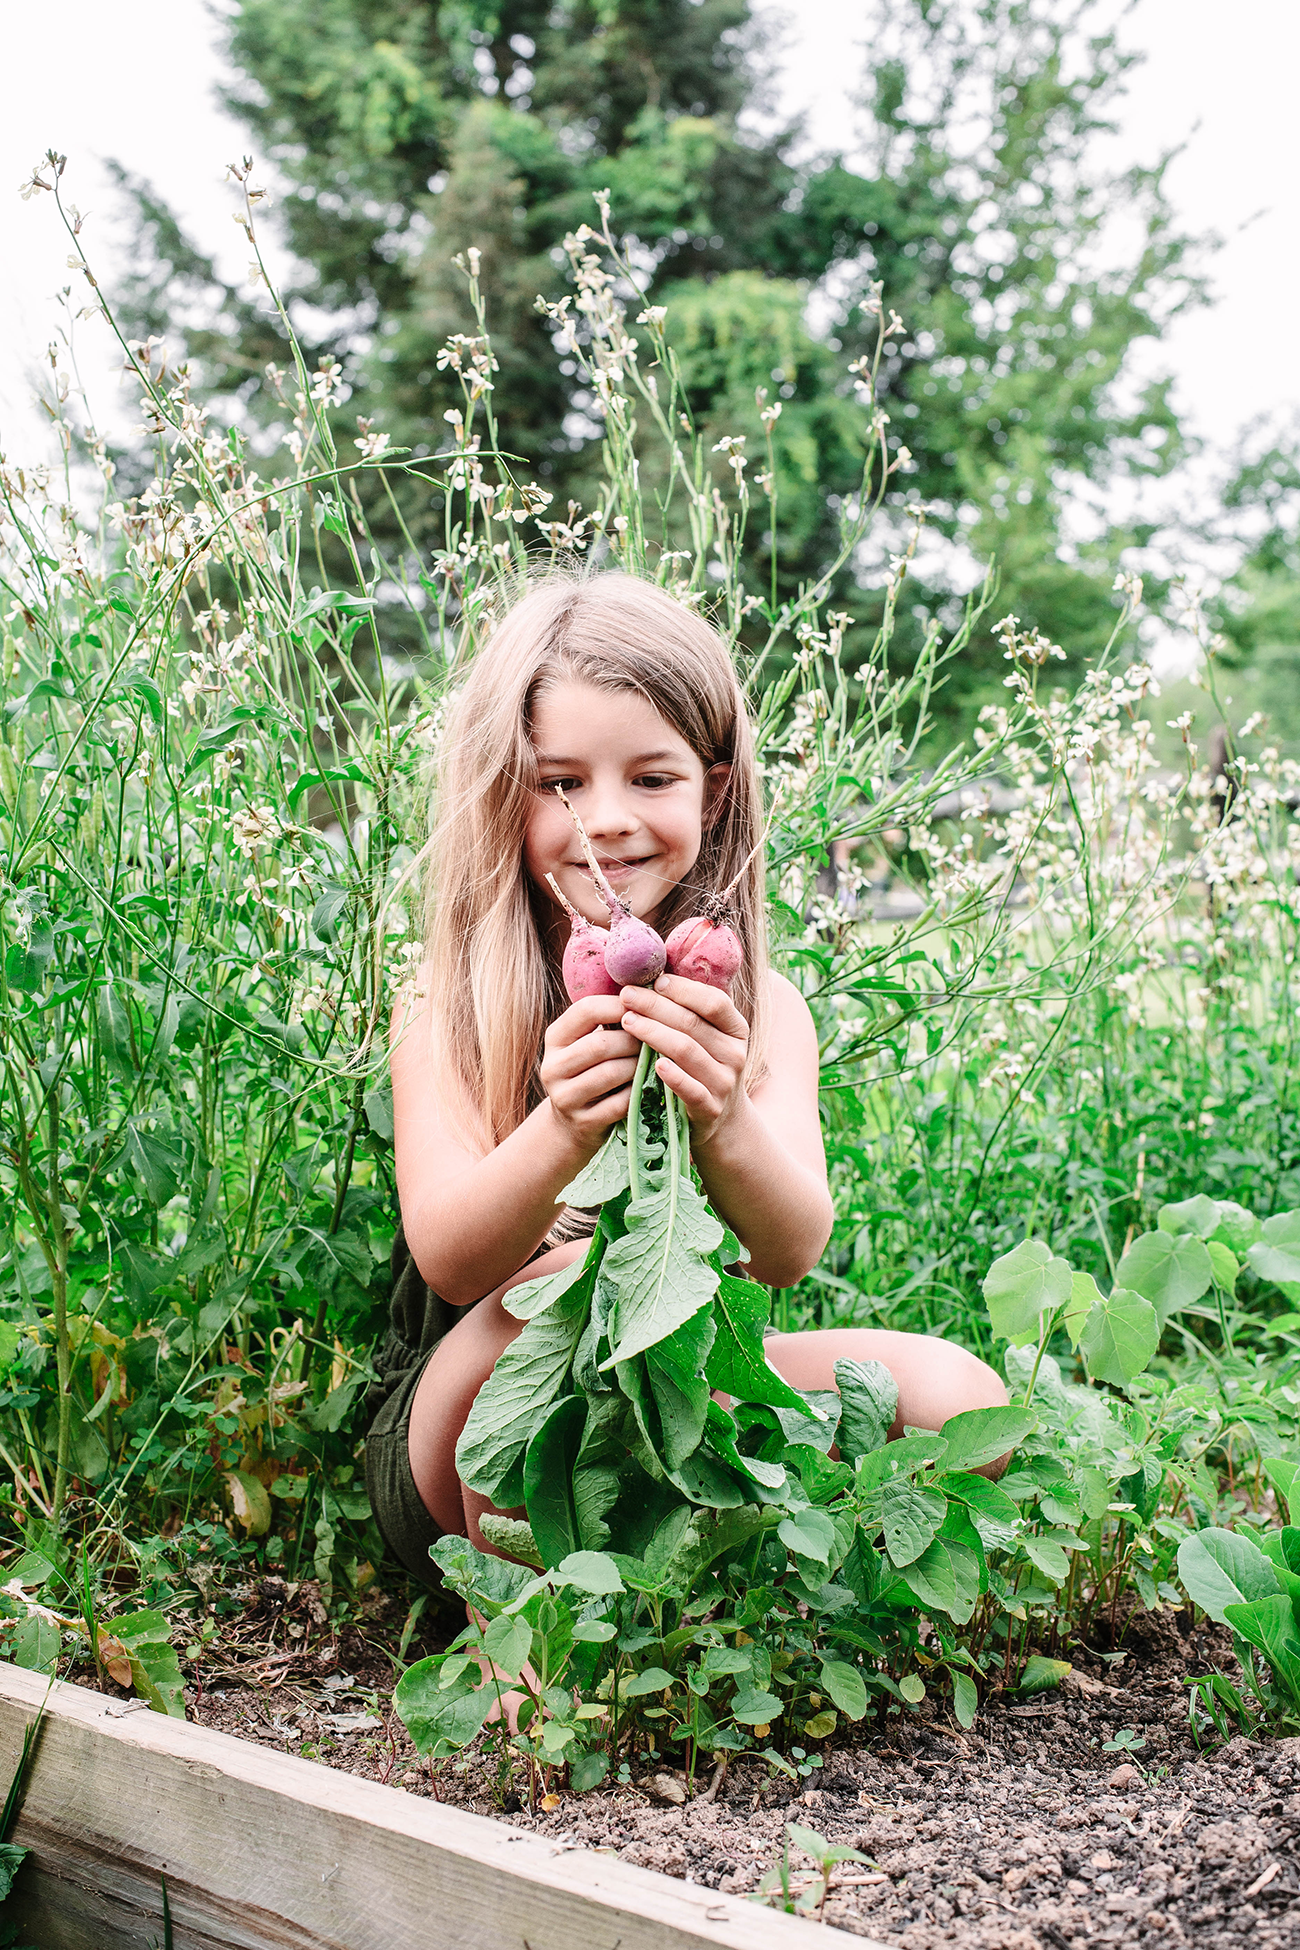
(0, 1663, 885, 1949)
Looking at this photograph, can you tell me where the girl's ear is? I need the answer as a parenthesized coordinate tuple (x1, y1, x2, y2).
(702, 764, 732, 829)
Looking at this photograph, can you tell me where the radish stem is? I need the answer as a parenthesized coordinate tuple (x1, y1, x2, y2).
(626, 1040, 655, 1202)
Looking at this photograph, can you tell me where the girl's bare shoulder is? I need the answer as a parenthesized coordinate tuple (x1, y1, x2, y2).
(765, 967, 818, 1049)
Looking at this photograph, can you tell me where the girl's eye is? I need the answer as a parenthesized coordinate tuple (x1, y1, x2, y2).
(541, 777, 582, 796)
(635, 773, 678, 790)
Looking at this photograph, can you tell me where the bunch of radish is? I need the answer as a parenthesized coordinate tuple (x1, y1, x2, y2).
(550, 789, 744, 1003)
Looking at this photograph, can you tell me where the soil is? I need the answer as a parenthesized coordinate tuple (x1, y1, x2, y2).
(76, 1581, 1300, 1947)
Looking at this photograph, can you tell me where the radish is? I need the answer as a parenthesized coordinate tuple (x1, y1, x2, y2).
(545, 873, 621, 1002)
(664, 909, 743, 989)
(555, 789, 667, 987)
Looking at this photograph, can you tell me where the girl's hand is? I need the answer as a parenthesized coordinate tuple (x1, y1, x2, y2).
(540, 995, 642, 1151)
(619, 974, 749, 1146)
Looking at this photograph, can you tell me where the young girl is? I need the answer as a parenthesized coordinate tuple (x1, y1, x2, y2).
(365, 572, 1007, 1580)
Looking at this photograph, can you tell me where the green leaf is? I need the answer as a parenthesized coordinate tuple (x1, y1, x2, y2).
(4, 923, 53, 994)
(457, 1274, 592, 1504)
(833, 1358, 898, 1461)
(730, 1687, 783, 1725)
(121, 1122, 185, 1207)
(778, 1507, 837, 1565)
(569, 1751, 609, 1792)
(1078, 1286, 1159, 1385)
(556, 1550, 624, 1596)
(879, 1480, 947, 1568)
(950, 1668, 978, 1728)
(855, 1433, 949, 1494)
(1016, 1654, 1072, 1695)
(706, 1273, 816, 1415)
(896, 1537, 981, 1622)
(8, 1616, 60, 1673)
(1222, 1596, 1300, 1710)
(560, 1127, 630, 1205)
(938, 1470, 1021, 1526)
(898, 1673, 926, 1705)
(393, 1656, 491, 1757)
(982, 1239, 1072, 1346)
(95, 982, 135, 1078)
(1158, 1195, 1221, 1238)
(507, 1236, 601, 1323)
(1211, 1201, 1261, 1255)
(476, 1516, 544, 1568)
(0, 1839, 28, 1902)
(310, 884, 350, 944)
(1264, 1459, 1300, 1523)
(1114, 1230, 1211, 1321)
(1178, 1527, 1281, 1622)
(482, 1612, 533, 1683)
(937, 1405, 1034, 1472)
(523, 1395, 587, 1567)
(1063, 1269, 1101, 1349)
(623, 1666, 675, 1697)
(803, 1710, 837, 1740)
(363, 1082, 394, 1141)
(1019, 1533, 1074, 1584)
(226, 1468, 272, 1537)
(818, 1659, 867, 1721)
(601, 1174, 723, 1368)
(287, 763, 368, 813)
(113, 1610, 186, 1718)
(1247, 1212, 1300, 1296)
(1206, 1239, 1240, 1292)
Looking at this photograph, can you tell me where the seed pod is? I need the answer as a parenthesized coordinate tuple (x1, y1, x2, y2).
(0, 747, 17, 806)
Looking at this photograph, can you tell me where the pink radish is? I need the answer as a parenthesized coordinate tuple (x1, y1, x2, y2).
(555, 789, 667, 987)
(545, 873, 621, 1001)
(664, 911, 743, 989)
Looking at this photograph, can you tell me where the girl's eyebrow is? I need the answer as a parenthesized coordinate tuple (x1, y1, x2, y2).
(535, 749, 682, 767)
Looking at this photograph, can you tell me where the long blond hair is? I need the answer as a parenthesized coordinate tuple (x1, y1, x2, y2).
(424, 571, 770, 1150)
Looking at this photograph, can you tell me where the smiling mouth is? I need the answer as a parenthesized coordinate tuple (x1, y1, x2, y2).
(571, 857, 651, 874)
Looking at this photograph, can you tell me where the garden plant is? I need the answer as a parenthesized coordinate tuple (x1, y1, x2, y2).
(0, 157, 1299, 1826)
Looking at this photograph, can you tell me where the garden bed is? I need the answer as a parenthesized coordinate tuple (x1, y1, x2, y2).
(115, 1579, 1300, 1947)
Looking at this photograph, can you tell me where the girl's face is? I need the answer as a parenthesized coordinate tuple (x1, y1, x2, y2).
(525, 679, 725, 930)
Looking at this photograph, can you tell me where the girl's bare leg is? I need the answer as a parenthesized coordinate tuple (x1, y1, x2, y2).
(764, 1327, 1008, 1436)
(406, 1240, 585, 1550)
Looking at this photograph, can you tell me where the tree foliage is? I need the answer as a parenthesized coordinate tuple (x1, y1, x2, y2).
(112, 0, 1205, 725)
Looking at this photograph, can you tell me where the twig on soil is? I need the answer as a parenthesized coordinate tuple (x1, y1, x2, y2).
(1245, 1861, 1280, 1899)
(699, 1755, 728, 1804)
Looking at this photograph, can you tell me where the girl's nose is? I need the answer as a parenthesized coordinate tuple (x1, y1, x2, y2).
(583, 780, 638, 838)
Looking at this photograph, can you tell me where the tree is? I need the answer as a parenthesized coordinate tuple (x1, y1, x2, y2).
(112, 0, 1204, 725)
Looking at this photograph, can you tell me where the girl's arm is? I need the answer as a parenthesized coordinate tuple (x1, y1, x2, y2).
(618, 970, 833, 1288)
(391, 988, 641, 1306)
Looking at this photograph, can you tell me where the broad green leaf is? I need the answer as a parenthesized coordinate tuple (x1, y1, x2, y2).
(310, 884, 349, 944)
(457, 1282, 591, 1504)
(1264, 1459, 1300, 1523)
(803, 1710, 837, 1740)
(1017, 1654, 1072, 1694)
(768, 1390, 840, 1454)
(1223, 1596, 1300, 1710)
(623, 1665, 674, 1697)
(113, 1609, 186, 1718)
(1158, 1195, 1221, 1238)
(569, 1751, 609, 1792)
(1063, 1269, 1101, 1349)
(0, 1840, 28, 1901)
(505, 1236, 601, 1323)
(898, 1673, 925, 1704)
(122, 1123, 185, 1207)
(896, 1537, 981, 1622)
(9, 1615, 60, 1673)
(476, 1516, 544, 1569)
(938, 1470, 1021, 1527)
(879, 1480, 947, 1568)
(982, 1239, 1072, 1346)
(523, 1395, 586, 1567)
(1206, 1239, 1240, 1292)
(855, 1433, 948, 1495)
(363, 1082, 394, 1141)
(1019, 1533, 1073, 1584)
(819, 1659, 867, 1721)
(730, 1687, 783, 1725)
(1247, 1212, 1300, 1296)
(5, 922, 53, 994)
(704, 1402, 788, 1494)
(937, 1405, 1034, 1472)
(601, 1175, 723, 1367)
(0, 1322, 21, 1374)
(95, 981, 135, 1078)
(394, 1657, 491, 1757)
(644, 1306, 715, 1467)
(560, 1127, 630, 1205)
(1178, 1527, 1281, 1622)
(431, 1534, 534, 1613)
(706, 1273, 815, 1416)
(950, 1668, 978, 1727)
(778, 1507, 837, 1565)
(1211, 1201, 1261, 1255)
(287, 762, 368, 814)
(482, 1611, 533, 1683)
(1078, 1286, 1159, 1386)
(833, 1358, 898, 1461)
(556, 1550, 624, 1596)
(1115, 1230, 1211, 1320)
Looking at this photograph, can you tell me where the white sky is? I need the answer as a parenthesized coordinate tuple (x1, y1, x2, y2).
(1, 0, 1296, 491)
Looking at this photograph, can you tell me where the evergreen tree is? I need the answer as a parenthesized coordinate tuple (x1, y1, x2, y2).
(115, 0, 1204, 723)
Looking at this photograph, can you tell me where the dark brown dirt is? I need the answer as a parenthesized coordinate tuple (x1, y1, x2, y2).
(77, 1580, 1300, 1946)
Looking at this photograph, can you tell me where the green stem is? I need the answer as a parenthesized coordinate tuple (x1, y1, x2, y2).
(626, 1042, 655, 1203)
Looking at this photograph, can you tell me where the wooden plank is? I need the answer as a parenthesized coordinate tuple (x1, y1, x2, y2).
(0, 1663, 885, 1950)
